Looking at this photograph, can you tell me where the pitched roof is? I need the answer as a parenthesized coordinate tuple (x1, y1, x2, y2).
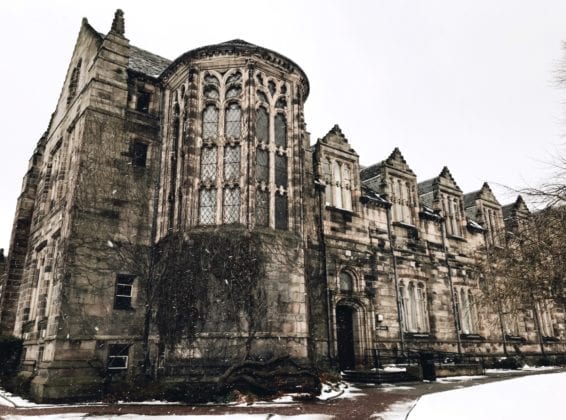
(129, 45, 172, 78)
(463, 190, 480, 209)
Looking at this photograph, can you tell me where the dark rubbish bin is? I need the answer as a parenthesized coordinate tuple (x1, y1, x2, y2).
(420, 352, 437, 381)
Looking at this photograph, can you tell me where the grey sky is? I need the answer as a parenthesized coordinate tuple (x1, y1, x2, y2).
(1, 0, 565, 251)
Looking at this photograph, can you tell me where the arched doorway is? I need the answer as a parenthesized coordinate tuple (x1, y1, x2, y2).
(336, 305, 356, 370)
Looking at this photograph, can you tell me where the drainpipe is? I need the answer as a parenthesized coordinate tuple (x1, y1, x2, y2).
(386, 207, 405, 357)
(441, 219, 462, 357)
(316, 180, 334, 364)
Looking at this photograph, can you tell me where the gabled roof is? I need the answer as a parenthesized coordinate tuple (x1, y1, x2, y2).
(418, 166, 461, 196)
(502, 195, 530, 220)
(360, 161, 383, 181)
(477, 182, 500, 206)
(463, 190, 480, 209)
(318, 125, 357, 154)
(129, 45, 172, 78)
(385, 148, 415, 174)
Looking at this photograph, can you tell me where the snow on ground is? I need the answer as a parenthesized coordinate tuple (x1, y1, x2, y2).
(435, 375, 486, 383)
(408, 371, 566, 420)
(370, 399, 418, 420)
(378, 384, 416, 392)
(3, 415, 334, 420)
(316, 382, 364, 401)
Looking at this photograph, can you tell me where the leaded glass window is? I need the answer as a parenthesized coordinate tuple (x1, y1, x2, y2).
(199, 188, 216, 225)
(223, 187, 240, 224)
(268, 80, 276, 96)
(256, 190, 269, 227)
(202, 105, 218, 140)
(226, 86, 241, 99)
(256, 107, 269, 143)
(200, 147, 217, 181)
(275, 155, 287, 188)
(225, 103, 241, 138)
(256, 149, 269, 183)
(275, 194, 288, 230)
(224, 145, 240, 181)
(274, 114, 287, 148)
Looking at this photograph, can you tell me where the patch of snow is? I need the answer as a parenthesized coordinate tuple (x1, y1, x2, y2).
(435, 375, 486, 383)
(370, 399, 418, 420)
(520, 364, 558, 371)
(485, 368, 525, 374)
(317, 382, 364, 401)
(378, 384, 415, 392)
(382, 366, 406, 372)
(408, 371, 566, 420)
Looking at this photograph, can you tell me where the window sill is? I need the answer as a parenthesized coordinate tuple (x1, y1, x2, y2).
(447, 234, 467, 242)
(543, 336, 560, 343)
(460, 333, 484, 341)
(505, 335, 527, 343)
(404, 332, 431, 339)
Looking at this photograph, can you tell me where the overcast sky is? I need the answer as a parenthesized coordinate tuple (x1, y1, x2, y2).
(1, 0, 565, 251)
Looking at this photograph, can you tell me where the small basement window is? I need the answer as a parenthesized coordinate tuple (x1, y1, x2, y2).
(132, 142, 148, 167)
(114, 275, 134, 310)
(107, 344, 129, 370)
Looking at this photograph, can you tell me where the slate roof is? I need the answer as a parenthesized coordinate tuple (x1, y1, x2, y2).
(360, 162, 383, 181)
(360, 184, 390, 207)
(418, 178, 436, 195)
(463, 191, 480, 209)
(129, 45, 172, 78)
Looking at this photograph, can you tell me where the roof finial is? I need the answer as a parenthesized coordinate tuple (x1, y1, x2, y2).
(111, 9, 125, 36)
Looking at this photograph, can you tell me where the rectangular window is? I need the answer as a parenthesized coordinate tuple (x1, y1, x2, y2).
(256, 189, 269, 227)
(132, 142, 148, 167)
(199, 188, 216, 225)
(275, 194, 288, 230)
(224, 145, 240, 181)
(114, 275, 134, 310)
(200, 147, 217, 181)
(136, 91, 151, 113)
(256, 149, 269, 183)
(275, 155, 288, 188)
(108, 344, 129, 370)
(223, 187, 240, 224)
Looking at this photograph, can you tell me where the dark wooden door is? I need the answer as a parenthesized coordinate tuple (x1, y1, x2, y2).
(336, 305, 356, 370)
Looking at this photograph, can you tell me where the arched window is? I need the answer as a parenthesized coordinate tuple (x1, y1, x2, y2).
(401, 281, 429, 333)
(275, 154, 287, 188)
(255, 189, 269, 227)
(275, 194, 288, 230)
(225, 103, 241, 138)
(256, 149, 269, 183)
(226, 86, 242, 99)
(333, 161, 342, 208)
(67, 59, 82, 106)
(322, 159, 332, 205)
(202, 105, 218, 140)
(204, 85, 219, 99)
(256, 107, 269, 143)
(339, 271, 354, 292)
(274, 114, 287, 148)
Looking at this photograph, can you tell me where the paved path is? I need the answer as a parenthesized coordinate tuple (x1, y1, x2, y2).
(0, 368, 563, 419)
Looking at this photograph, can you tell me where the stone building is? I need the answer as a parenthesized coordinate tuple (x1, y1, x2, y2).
(0, 10, 564, 401)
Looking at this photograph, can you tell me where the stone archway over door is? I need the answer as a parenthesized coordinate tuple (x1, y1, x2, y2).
(336, 305, 356, 370)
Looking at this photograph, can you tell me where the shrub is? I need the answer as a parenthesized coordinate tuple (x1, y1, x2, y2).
(0, 335, 23, 377)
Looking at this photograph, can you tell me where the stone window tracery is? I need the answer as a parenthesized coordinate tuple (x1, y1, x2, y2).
(223, 145, 240, 182)
(200, 146, 217, 182)
(256, 149, 269, 183)
(275, 154, 288, 188)
(202, 105, 219, 140)
(256, 107, 269, 143)
(223, 187, 241, 224)
(274, 114, 287, 148)
(225, 103, 241, 138)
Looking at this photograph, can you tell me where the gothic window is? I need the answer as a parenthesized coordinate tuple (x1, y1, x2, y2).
(223, 187, 240, 224)
(256, 73, 264, 86)
(274, 114, 287, 148)
(332, 161, 343, 208)
(256, 107, 269, 143)
(339, 271, 354, 292)
(275, 194, 288, 230)
(226, 71, 242, 85)
(226, 86, 242, 99)
(255, 189, 269, 227)
(202, 105, 219, 140)
(204, 85, 219, 99)
(275, 96, 287, 108)
(199, 188, 216, 225)
(400, 280, 429, 333)
(268, 80, 277, 96)
(256, 149, 269, 183)
(132, 142, 148, 167)
(205, 74, 219, 85)
(257, 91, 269, 103)
(225, 103, 241, 138)
(114, 275, 134, 310)
(275, 154, 288, 188)
(224, 145, 240, 181)
(200, 146, 217, 181)
(67, 59, 82, 106)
